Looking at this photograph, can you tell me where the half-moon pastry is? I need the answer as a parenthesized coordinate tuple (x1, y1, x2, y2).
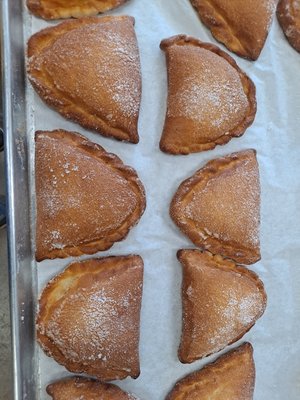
(277, 0, 300, 52)
(27, 0, 129, 20)
(159, 36, 256, 154)
(27, 16, 141, 143)
(47, 376, 138, 400)
(178, 249, 266, 363)
(167, 343, 255, 400)
(37, 255, 144, 381)
(170, 150, 260, 265)
(190, 0, 276, 60)
(35, 130, 145, 261)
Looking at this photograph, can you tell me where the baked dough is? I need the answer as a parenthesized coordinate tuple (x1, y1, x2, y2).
(159, 36, 256, 154)
(27, 0, 129, 20)
(170, 150, 260, 265)
(178, 249, 266, 363)
(277, 0, 300, 52)
(27, 16, 141, 143)
(37, 255, 143, 381)
(167, 343, 255, 400)
(47, 376, 138, 400)
(190, 0, 276, 60)
(35, 130, 145, 261)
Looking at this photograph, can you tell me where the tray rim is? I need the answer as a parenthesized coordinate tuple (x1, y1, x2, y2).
(1, 0, 37, 399)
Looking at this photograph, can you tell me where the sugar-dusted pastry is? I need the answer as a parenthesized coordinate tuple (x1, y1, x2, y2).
(177, 249, 266, 363)
(277, 0, 300, 52)
(167, 343, 255, 400)
(159, 36, 256, 154)
(37, 255, 143, 381)
(47, 377, 138, 400)
(27, 0, 129, 20)
(170, 150, 260, 265)
(35, 130, 145, 261)
(190, 0, 276, 60)
(27, 16, 141, 143)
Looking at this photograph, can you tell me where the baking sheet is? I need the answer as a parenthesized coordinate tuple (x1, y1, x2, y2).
(23, 0, 300, 399)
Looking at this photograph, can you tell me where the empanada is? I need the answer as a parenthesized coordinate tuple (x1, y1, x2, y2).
(35, 130, 145, 261)
(37, 255, 143, 381)
(178, 249, 266, 363)
(27, 0, 129, 20)
(170, 150, 260, 265)
(28, 16, 141, 143)
(167, 343, 255, 400)
(160, 36, 256, 154)
(277, 0, 300, 52)
(47, 376, 138, 400)
(190, 0, 276, 60)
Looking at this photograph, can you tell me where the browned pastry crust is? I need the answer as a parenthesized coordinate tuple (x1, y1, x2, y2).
(37, 255, 143, 381)
(167, 343, 255, 400)
(170, 150, 260, 265)
(27, 16, 141, 143)
(190, 0, 276, 60)
(35, 130, 146, 261)
(47, 376, 138, 400)
(177, 250, 267, 363)
(277, 0, 300, 52)
(159, 36, 256, 155)
(27, 0, 129, 20)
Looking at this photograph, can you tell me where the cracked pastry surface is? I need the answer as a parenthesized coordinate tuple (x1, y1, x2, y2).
(170, 150, 260, 265)
(277, 0, 300, 52)
(177, 250, 266, 363)
(37, 255, 144, 381)
(167, 343, 255, 400)
(190, 0, 276, 60)
(27, 16, 141, 143)
(35, 130, 145, 261)
(159, 36, 256, 154)
(47, 376, 139, 400)
(27, 0, 129, 20)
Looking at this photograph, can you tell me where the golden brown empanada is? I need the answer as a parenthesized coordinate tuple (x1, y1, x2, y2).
(27, 0, 129, 20)
(47, 376, 138, 400)
(178, 249, 266, 363)
(167, 343, 255, 400)
(190, 0, 276, 60)
(28, 16, 141, 143)
(170, 150, 260, 265)
(35, 130, 145, 261)
(37, 255, 143, 381)
(160, 36, 256, 154)
(277, 0, 300, 52)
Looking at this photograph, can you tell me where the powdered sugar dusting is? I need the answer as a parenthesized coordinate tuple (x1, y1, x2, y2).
(29, 17, 141, 131)
(224, 287, 263, 326)
(278, 0, 300, 46)
(46, 286, 129, 362)
(265, 0, 277, 27)
(36, 134, 138, 252)
(167, 45, 249, 139)
(181, 153, 260, 248)
(40, 261, 143, 374)
(209, 286, 263, 350)
(183, 256, 265, 357)
(192, 0, 276, 53)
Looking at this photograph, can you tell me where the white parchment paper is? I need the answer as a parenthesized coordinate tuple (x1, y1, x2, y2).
(24, 0, 300, 399)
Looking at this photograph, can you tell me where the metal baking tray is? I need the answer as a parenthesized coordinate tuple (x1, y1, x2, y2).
(2, 0, 37, 399)
(3, 0, 300, 399)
